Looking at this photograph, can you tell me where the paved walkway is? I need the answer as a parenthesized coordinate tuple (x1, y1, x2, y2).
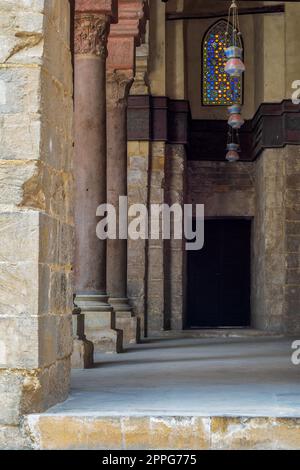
(47, 336, 300, 417)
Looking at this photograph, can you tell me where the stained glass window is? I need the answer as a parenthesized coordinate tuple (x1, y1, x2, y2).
(202, 20, 242, 106)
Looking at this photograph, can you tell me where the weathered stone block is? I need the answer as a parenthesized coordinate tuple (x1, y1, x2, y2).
(0, 67, 41, 114)
(0, 371, 24, 425)
(0, 211, 39, 262)
(0, 425, 31, 450)
(286, 269, 300, 285)
(286, 221, 300, 236)
(116, 314, 140, 345)
(286, 252, 300, 268)
(0, 161, 37, 207)
(43, 23, 72, 91)
(286, 236, 300, 253)
(0, 316, 40, 368)
(0, 261, 39, 317)
(71, 338, 94, 369)
(49, 270, 73, 315)
(122, 417, 210, 450)
(0, 114, 41, 160)
(85, 311, 123, 354)
(39, 213, 59, 263)
(211, 417, 300, 450)
(285, 285, 300, 313)
(39, 314, 73, 366)
(286, 206, 300, 221)
(26, 416, 123, 450)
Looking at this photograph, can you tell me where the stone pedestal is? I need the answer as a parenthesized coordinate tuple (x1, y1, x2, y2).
(74, 12, 122, 353)
(71, 309, 94, 369)
(75, 295, 123, 353)
(110, 298, 141, 345)
(106, 70, 140, 345)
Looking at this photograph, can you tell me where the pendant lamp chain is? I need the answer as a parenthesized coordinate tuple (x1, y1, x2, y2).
(225, 0, 245, 162)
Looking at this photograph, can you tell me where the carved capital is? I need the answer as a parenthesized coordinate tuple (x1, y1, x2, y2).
(74, 13, 110, 57)
(106, 71, 134, 109)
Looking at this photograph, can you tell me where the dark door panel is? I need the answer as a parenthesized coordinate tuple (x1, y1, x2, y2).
(186, 219, 251, 328)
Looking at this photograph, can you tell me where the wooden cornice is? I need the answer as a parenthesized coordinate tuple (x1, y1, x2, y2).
(127, 96, 191, 144)
(127, 98, 300, 161)
(166, 4, 285, 21)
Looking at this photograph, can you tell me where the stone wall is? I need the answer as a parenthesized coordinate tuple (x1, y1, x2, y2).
(284, 146, 300, 333)
(253, 147, 300, 334)
(252, 149, 285, 331)
(147, 142, 166, 335)
(164, 144, 186, 331)
(127, 141, 150, 335)
(128, 142, 187, 336)
(0, 0, 73, 448)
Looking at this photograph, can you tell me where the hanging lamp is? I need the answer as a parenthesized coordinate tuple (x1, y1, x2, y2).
(225, 0, 245, 162)
(228, 104, 244, 129)
(226, 127, 240, 162)
(225, 0, 245, 77)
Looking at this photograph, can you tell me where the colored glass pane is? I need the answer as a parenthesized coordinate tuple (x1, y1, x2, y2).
(202, 20, 242, 106)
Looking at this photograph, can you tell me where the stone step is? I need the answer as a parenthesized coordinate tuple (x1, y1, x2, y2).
(24, 414, 300, 450)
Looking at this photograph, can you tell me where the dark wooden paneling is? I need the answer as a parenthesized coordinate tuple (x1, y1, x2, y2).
(166, 5, 285, 21)
(127, 98, 300, 161)
(127, 96, 191, 144)
(189, 100, 300, 161)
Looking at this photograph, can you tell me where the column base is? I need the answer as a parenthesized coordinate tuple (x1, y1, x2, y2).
(72, 338, 94, 369)
(75, 293, 123, 354)
(109, 297, 141, 345)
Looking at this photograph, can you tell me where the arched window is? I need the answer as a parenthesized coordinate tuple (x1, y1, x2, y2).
(202, 19, 243, 106)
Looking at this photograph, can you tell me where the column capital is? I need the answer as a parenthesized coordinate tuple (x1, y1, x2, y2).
(106, 70, 134, 108)
(74, 14, 110, 57)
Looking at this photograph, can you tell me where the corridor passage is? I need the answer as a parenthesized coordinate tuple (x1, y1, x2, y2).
(48, 336, 300, 417)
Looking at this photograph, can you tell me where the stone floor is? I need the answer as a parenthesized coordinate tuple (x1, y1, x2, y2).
(47, 336, 300, 416)
(26, 336, 300, 449)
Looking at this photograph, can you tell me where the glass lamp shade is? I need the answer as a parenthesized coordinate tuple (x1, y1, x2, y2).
(225, 58, 245, 77)
(228, 104, 242, 114)
(228, 113, 244, 129)
(225, 46, 243, 59)
(227, 142, 240, 152)
(226, 150, 240, 162)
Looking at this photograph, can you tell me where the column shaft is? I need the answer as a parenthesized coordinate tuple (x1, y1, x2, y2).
(106, 72, 132, 299)
(74, 40, 107, 295)
(74, 13, 122, 353)
(106, 71, 140, 344)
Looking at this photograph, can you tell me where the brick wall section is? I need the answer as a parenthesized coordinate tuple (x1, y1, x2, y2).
(0, 0, 73, 448)
(187, 161, 255, 217)
(187, 153, 300, 334)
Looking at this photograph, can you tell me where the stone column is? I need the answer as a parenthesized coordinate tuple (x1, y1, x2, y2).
(127, 22, 150, 337)
(105, 0, 146, 344)
(106, 70, 140, 344)
(74, 7, 122, 353)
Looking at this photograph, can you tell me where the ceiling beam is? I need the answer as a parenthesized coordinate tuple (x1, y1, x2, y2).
(166, 4, 285, 21)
